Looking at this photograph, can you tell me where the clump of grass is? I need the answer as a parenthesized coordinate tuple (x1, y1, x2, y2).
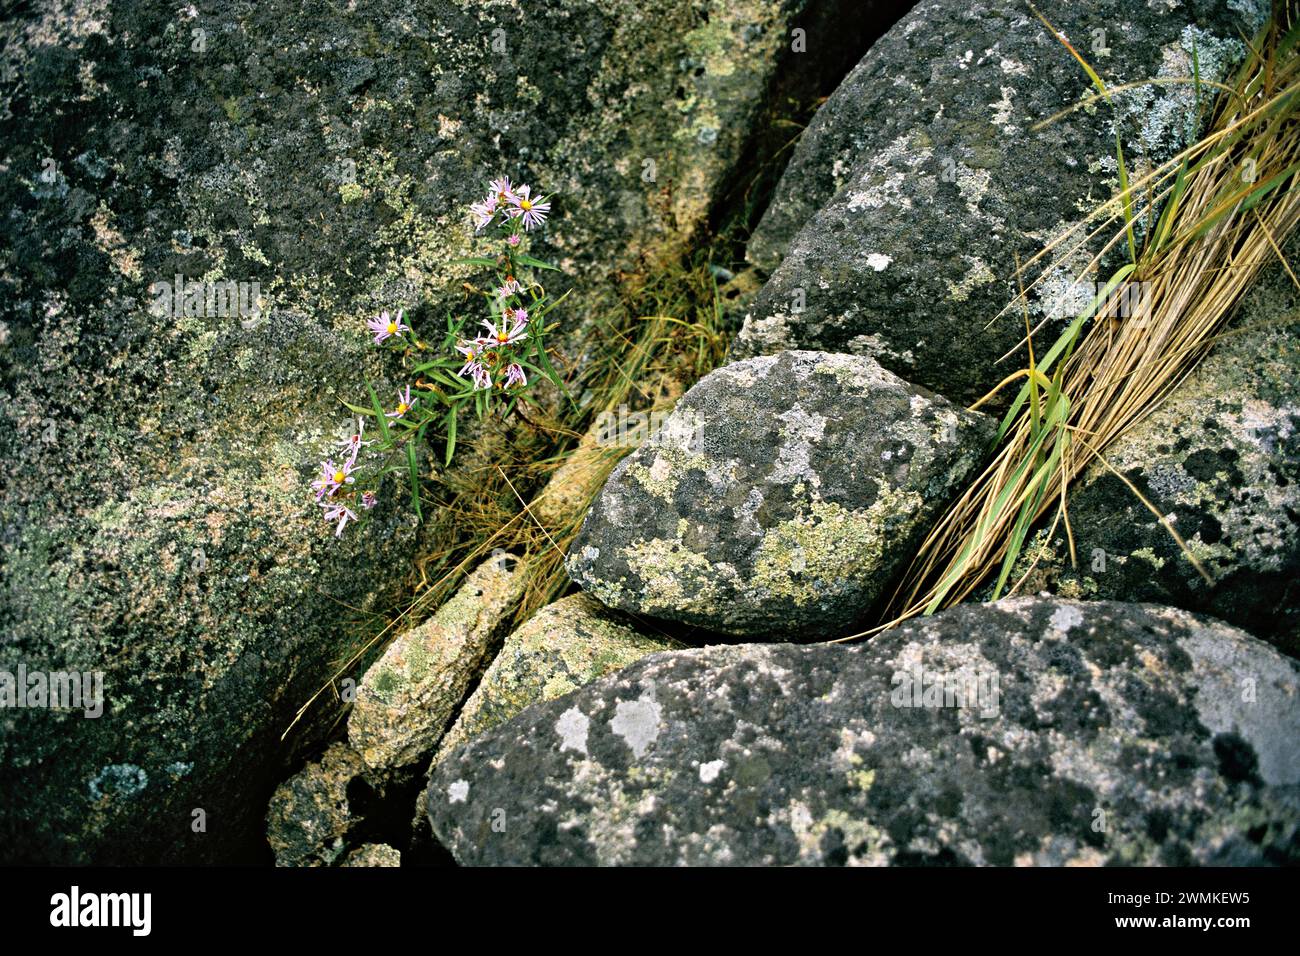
(848, 9, 1300, 638)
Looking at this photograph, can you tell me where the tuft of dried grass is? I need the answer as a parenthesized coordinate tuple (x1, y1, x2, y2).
(841, 9, 1300, 641)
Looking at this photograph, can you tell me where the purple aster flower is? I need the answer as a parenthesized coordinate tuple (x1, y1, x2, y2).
(458, 359, 486, 387)
(312, 457, 355, 502)
(480, 314, 528, 347)
(367, 309, 410, 345)
(321, 501, 358, 537)
(455, 340, 480, 374)
(509, 184, 551, 231)
(506, 234, 521, 247)
(504, 363, 527, 389)
(496, 276, 521, 298)
(488, 176, 516, 206)
(470, 197, 497, 232)
(339, 417, 373, 458)
(360, 491, 378, 510)
(386, 384, 416, 419)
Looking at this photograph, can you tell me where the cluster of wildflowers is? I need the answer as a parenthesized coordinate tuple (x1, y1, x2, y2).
(310, 176, 566, 537)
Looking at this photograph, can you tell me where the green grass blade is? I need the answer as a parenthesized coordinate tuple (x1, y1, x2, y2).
(366, 381, 391, 442)
(406, 440, 423, 519)
(445, 405, 458, 466)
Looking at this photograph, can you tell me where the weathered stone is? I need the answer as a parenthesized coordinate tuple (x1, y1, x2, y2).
(265, 744, 369, 868)
(735, 0, 1262, 404)
(432, 593, 683, 764)
(566, 351, 994, 636)
(1, 0, 825, 863)
(341, 843, 401, 867)
(1004, 232, 1300, 657)
(427, 597, 1300, 866)
(348, 556, 525, 771)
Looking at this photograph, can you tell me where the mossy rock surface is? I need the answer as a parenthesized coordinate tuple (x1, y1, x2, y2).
(348, 556, 524, 771)
(428, 597, 1300, 866)
(0, 0, 817, 863)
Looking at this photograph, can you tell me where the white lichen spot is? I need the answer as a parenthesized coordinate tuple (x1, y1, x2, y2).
(555, 706, 591, 756)
(865, 252, 893, 271)
(699, 759, 725, 783)
(990, 86, 1017, 134)
(1049, 604, 1084, 634)
(448, 779, 470, 804)
(610, 689, 662, 759)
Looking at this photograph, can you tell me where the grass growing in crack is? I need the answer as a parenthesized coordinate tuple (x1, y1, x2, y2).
(845, 8, 1300, 639)
(283, 229, 734, 738)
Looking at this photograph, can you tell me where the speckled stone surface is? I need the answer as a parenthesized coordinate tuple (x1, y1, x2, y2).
(432, 592, 683, 765)
(427, 597, 1300, 866)
(265, 743, 369, 868)
(566, 351, 994, 636)
(341, 842, 401, 867)
(735, 0, 1264, 404)
(349, 556, 525, 771)
(0, 0, 817, 863)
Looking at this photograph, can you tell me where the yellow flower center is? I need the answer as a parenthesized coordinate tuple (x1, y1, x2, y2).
(519, 199, 532, 211)
(396, 403, 409, 414)
(386, 322, 397, 334)
(333, 471, 346, 484)
(497, 332, 509, 343)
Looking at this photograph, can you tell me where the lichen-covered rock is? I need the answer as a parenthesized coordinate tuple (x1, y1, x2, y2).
(349, 556, 525, 771)
(266, 744, 370, 868)
(341, 843, 402, 868)
(427, 598, 1300, 866)
(0, 0, 826, 863)
(432, 593, 683, 764)
(1005, 233, 1300, 657)
(735, 0, 1263, 404)
(566, 351, 994, 636)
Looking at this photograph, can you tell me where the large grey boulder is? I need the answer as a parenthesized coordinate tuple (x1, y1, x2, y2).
(1007, 232, 1300, 657)
(566, 351, 994, 636)
(734, 0, 1262, 404)
(427, 597, 1300, 866)
(0, 0, 830, 863)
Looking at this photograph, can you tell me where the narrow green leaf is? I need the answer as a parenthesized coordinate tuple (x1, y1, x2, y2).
(445, 406, 458, 466)
(406, 441, 422, 520)
(366, 381, 391, 442)
(1115, 132, 1138, 264)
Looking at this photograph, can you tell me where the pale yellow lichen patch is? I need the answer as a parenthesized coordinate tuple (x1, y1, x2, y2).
(623, 534, 724, 613)
(946, 257, 996, 302)
(751, 487, 924, 606)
